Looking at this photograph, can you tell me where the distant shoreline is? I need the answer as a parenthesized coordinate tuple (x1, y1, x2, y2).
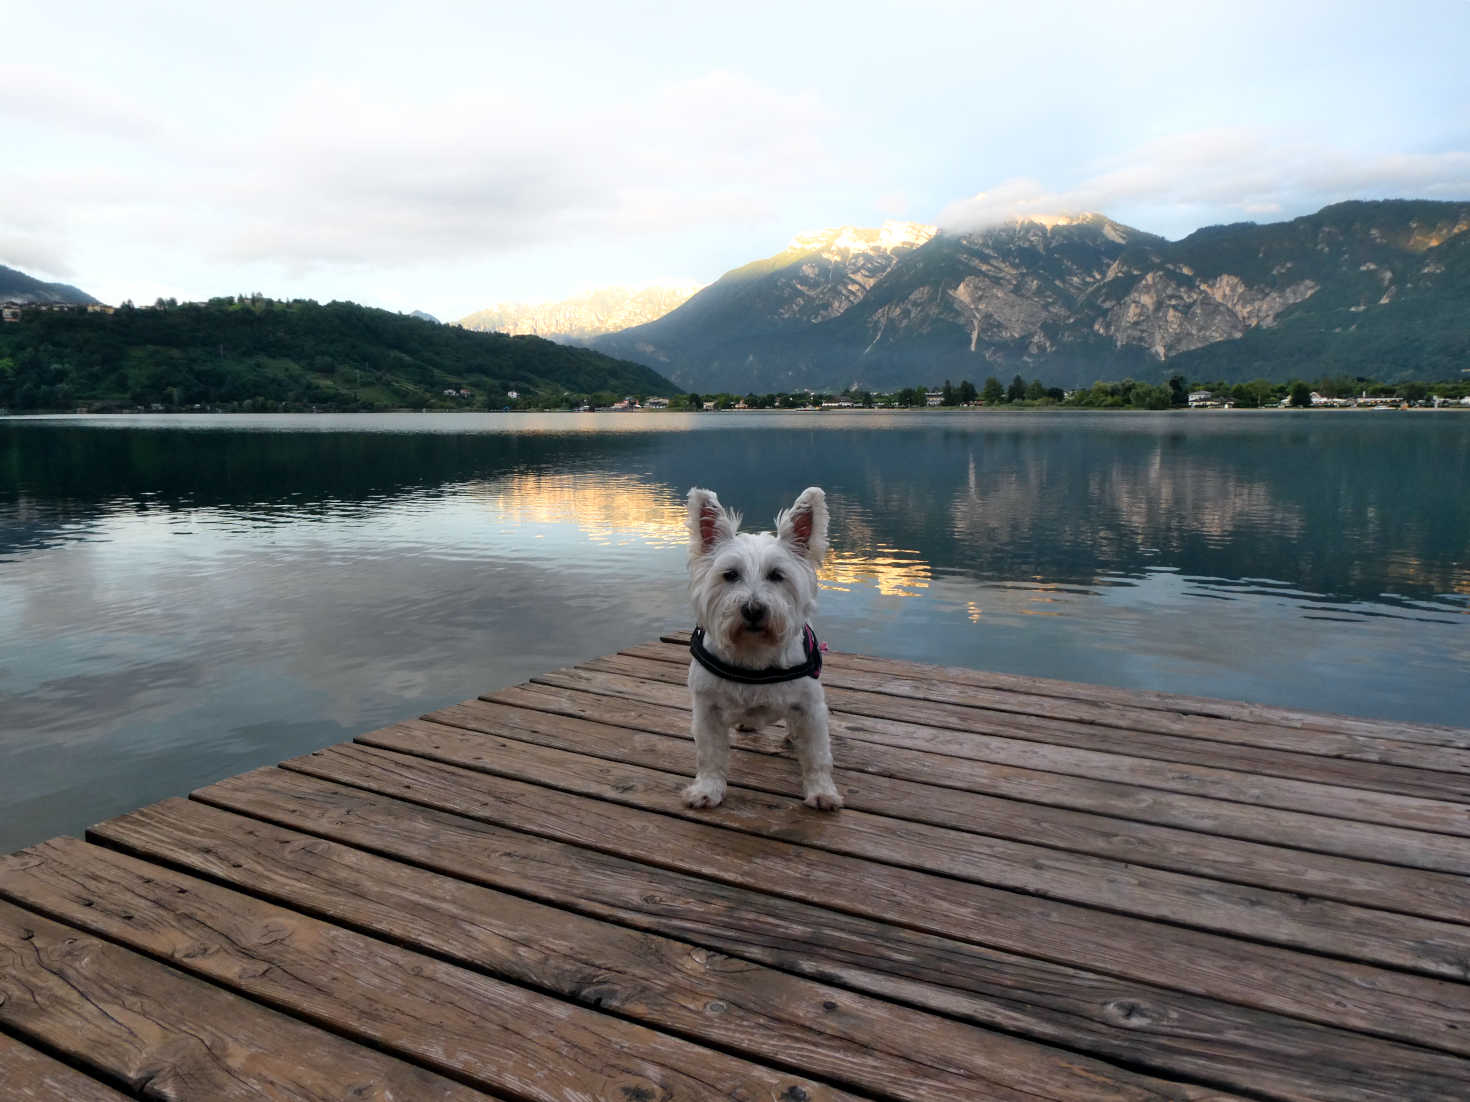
(5, 404, 1466, 420)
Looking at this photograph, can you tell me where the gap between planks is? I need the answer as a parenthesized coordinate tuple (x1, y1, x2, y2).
(625, 640, 1470, 797)
(167, 770, 1467, 1101)
(442, 693, 1470, 925)
(519, 661, 1470, 871)
(261, 741, 1470, 1062)
(656, 632, 1470, 752)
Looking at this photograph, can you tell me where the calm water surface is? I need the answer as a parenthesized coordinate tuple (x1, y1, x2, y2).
(2, 410, 1467, 852)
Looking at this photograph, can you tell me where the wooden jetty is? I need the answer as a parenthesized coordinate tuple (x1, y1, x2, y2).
(2, 632, 1468, 1100)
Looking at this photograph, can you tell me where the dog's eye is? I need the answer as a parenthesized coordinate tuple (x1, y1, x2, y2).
(767, 568, 785, 583)
(722, 568, 740, 582)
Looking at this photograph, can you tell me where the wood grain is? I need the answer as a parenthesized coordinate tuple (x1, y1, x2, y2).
(583, 653, 1470, 833)
(628, 640, 1470, 790)
(367, 714, 1470, 978)
(0, 1032, 131, 1102)
(169, 773, 1470, 1101)
(66, 800, 1231, 1102)
(0, 896, 484, 1100)
(657, 632, 1470, 752)
(10, 637, 1466, 1102)
(526, 663, 1470, 872)
(453, 690, 1470, 923)
(0, 838, 869, 1102)
(253, 748, 1470, 1058)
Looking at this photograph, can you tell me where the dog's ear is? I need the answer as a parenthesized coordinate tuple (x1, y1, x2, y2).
(777, 486, 828, 564)
(687, 487, 737, 556)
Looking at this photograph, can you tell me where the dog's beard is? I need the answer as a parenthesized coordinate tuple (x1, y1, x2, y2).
(718, 609, 790, 652)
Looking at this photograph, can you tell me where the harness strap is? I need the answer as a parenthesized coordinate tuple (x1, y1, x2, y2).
(689, 624, 823, 684)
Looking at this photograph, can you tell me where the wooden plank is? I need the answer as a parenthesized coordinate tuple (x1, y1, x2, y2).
(524, 664, 1470, 873)
(636, 640, 1470, 786)
(0, 1033, 131, 1102)
(78, 799, 1233, 1102)
(444, 692, 1470, 925)
(658, 632, 1470, 751)
(0, 897, 485, 1100)
(0, 838, 872, 1102)
(177, 770, 1470, 1102)
(622, 650, 1470, 813)
(371, 713, 1470, 977)
(258, 749, 1470, 1057)
(585, 653, 1470, 833)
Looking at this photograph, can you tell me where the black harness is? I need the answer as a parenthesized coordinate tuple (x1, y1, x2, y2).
(689, 624, 824, 684)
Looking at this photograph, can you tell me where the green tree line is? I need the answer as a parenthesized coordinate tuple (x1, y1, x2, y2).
(668, 371, 1470, 413)
(0, 296, 674, 411)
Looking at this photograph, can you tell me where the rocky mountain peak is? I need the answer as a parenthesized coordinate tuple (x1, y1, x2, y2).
(591, 199, 1470, 393)
(956, 211, 1146, 247)
(784, 221, 937, 256)
(458, 282, 704, 343)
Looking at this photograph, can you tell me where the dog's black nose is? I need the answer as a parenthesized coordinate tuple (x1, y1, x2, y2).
(741, 600, 768, 626)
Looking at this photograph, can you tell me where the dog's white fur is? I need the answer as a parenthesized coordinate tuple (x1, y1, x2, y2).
(683, 486, 841, 811)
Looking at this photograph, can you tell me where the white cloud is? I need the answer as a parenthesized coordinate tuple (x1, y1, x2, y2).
(939, 129, 1470, 236)
(3, 68, 842, 280)
(0, 64, 169, 144)
(5, 2, 1467, 312)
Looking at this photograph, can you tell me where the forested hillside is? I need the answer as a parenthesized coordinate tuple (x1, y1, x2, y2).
(0, 296, 676, 411)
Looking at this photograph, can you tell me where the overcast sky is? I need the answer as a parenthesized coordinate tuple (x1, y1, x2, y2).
(6, 0, 1467, 320)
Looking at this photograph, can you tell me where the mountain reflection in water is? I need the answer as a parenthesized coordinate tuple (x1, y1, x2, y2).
(1, 410, 1466, 853)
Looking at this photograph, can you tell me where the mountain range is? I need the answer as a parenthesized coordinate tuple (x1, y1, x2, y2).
(0, 263, 99, 306)
(589, 201, 1470, 392)
(10, 198, 1467, 403)
(459, 283, 703, 343)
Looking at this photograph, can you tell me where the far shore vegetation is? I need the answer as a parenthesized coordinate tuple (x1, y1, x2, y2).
(669, 373, 1470, 413)
(2, 295, 1466, 414)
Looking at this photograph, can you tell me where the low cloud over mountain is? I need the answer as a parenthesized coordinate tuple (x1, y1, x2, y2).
(592, 200, 1470, 391)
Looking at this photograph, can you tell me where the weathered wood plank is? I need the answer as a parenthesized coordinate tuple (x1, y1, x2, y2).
(78, 800, 1230, 1102)
(259, 748, 1470, 1057)
(371, 714, 1470, 977)
(0, 897, 484, 1100)
(609, 648, 1470, 807)
(440, 693, 1470, 925)
(524, 665, 1470, 872)
(0, 1033, 131, 1102)
(0, 838, 870, 1102)
(657, 632, 1470, 752)
(177, 770, 1470, 1101)
(635, 639, 1470, 786)
(584, 653, 1470, 833)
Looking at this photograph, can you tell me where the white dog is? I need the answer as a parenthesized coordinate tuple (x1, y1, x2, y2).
(682, 485, 842, 811)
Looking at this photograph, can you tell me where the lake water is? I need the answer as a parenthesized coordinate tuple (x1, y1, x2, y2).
(2, 410, 1467, 853)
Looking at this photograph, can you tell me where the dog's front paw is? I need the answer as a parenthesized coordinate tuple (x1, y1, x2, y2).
(682, 776, 727, 809)
(803, 784, 843, 811)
